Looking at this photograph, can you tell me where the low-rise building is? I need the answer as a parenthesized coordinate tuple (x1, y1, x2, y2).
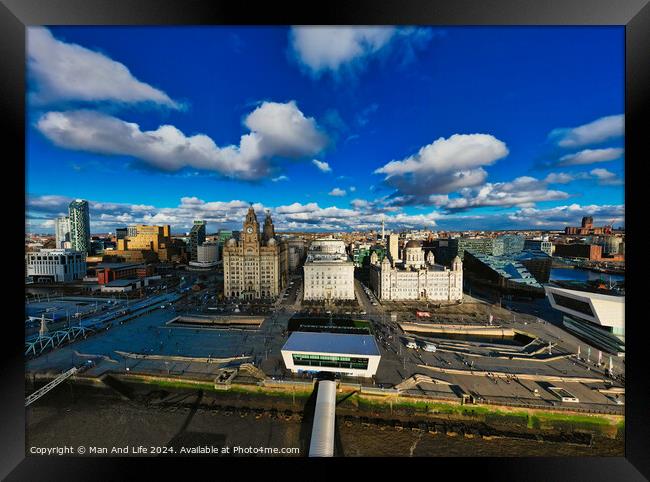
(25, 249, 86, 283)
(524, 239, 553, 256)
(463, 251, 545, 296)
(545, 285, 624, 355)
(554, 243, 602, 260)
(95, 262, 154, 284)
(281, 331, 381, 378)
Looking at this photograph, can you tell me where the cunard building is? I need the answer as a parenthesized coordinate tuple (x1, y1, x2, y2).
(369, 240, 463, 302)
(223, 206, 284, 300)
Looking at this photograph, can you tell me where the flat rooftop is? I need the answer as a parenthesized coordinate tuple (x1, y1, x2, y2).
(97, 263, 144, 269)
(282, 331, 380, 356)
(105, 278, 141, 286)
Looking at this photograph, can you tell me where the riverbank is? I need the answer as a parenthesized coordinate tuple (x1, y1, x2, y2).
(26, 373, 624, 454)
(26, 378, 623, 456)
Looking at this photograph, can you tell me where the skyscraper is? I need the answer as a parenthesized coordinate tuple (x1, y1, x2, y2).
(68, 199, 90, 253)
(189, 220, 207, 261)
(54, 216, 70, 249)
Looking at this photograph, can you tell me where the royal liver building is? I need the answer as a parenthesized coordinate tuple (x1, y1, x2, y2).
(223, 206, 283, 300)
(369, 240, 463, 301)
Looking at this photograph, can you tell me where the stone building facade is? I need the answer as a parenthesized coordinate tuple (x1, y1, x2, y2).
(223, 207, 283, 300)
(369, 240, 463, 302)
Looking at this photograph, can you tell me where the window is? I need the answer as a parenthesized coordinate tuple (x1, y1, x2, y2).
(552, 294, 594, 317)
(292, 354, 369, 370)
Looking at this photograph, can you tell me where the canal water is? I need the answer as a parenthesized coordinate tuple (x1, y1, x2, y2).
(550, 268, 624, 283)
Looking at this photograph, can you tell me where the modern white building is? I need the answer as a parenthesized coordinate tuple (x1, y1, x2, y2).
(281, 331, 381, 378)
(544, 285, 625, 355)
(26, 249, 86, 283)
(55, 216, 71, 249)
(369, 240, 463, 302)
(189, 242, 220, 269)
(303, 238, 355, 301)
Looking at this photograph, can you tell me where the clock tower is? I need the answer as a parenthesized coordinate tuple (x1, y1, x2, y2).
(243, 205, 260, 251)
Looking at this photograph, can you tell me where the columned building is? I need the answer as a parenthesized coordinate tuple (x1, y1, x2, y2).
(369, 240, 463, 302)
(303, 238, 355, 301)
(223, 206, 283, 300)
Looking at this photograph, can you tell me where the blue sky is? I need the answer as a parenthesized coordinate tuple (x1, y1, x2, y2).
(26, 26, 625, 234)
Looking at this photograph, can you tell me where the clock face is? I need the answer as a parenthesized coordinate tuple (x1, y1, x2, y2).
(247, 227, 253, 234)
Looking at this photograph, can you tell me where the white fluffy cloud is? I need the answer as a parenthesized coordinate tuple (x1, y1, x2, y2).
(557, 147, 624, 166)
(508, 203, 624, 227)
(28, 27, 180, 108)
(328, 188, 346, 197)
(27, 194, 446, 233)
(36, 101, 328, 181)
(590, 168, 624, 186)
(550, 114, 624, 148)
(290, 27, 395, 74)
(430, 176, 570, 212)
(544, 172, 574, 184)
(289, 26, 432, 77)
(544, 169, 623, 187)
(375, 134, 509, 201)
(312, 159, 332, 172)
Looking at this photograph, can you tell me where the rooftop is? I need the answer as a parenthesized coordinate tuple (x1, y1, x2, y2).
(97, 262, 145, 270)
(105, 278, 141, 287)
(282, 331, 380, 356)
(469, 252, 542, 287)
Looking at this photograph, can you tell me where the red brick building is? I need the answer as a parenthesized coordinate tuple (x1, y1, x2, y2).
(553, 243, 602, 260)
(96, 263, 155, 284)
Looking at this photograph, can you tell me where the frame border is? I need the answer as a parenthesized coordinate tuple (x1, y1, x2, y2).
(2, 0, 648, 478)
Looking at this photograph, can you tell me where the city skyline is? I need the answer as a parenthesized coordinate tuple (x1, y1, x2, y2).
(26, 26, 624, 234)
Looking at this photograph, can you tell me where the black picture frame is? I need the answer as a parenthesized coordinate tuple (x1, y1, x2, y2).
(2, 0, 647, 478)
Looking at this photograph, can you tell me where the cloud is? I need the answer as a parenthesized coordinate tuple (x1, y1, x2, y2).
(375, 133, 509, 201)
(549, 114, 624, 148)
(590, 168, 624, 186)
(27, 194, 448, 233)
(557, 147, 624, 166)
(429, 176, 570, 212)
(508, 203, 624, 227)
(328, 187, 346, 197)
(544, 172, 574, 184)
(36, 101, 328, 181)
(27, 193, 625, 233)
(271, 175, 289, 182)
(289, 26, 433, 77)
(544, 169, 624, 187)
(28, 27, 181, 108)
(312, 159, 332, 173)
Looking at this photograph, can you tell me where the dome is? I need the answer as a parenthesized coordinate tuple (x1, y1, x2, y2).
(405, 240, 421, 249)
(226, 238, 237, 247)
(266, 237, 277, 246)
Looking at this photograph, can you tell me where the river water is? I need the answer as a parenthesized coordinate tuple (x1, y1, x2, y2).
(550, 268, 624, 283)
